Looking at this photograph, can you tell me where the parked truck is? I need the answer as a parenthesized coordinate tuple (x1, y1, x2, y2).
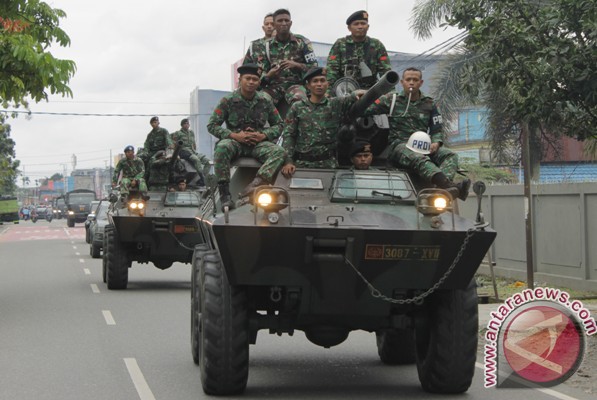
(0, 195, 19, 224)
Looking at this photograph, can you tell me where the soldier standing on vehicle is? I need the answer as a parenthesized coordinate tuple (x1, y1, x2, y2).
(364, 67, 470, 200)
(281, 67, 365, 177)
(207, 64, 285, 210)
(350, 140, 373, 170)
(112, 145, 148, 196)
(244, 8, 318, 113)
(326, 10, 392, 97)
(246, 13, 275, 61)
(171, 118, 211, 183)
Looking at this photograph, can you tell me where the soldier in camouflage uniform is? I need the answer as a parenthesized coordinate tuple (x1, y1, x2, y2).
(171, 118, 211, 185)
(243, 8, 318, 113)
(138, 116, 173, 165)
(112, 145, 147, 196)
(364, 67, 470, 200)
(246, 13, 275, 62)
(326, 11, 392, 97)
(207, 64, 285, 210)
(281, 67, 365, 177)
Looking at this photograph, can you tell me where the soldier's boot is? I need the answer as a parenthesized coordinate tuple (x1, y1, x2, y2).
(218, 182, 235, 212)
(431, 172, 471, 201)
(240, 175, 268, 198)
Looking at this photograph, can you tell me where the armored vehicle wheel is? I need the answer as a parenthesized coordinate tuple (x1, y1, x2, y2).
(67, 218, 75, 228)
(199, 252, 249, 395)
(105, 225, 129, 290)
(191, 244, 210, 365)
(90, 243, 101, 259)
(102, 229, 109, 283)
(376, 328, 416, 365)
(415, 280, 478, 394)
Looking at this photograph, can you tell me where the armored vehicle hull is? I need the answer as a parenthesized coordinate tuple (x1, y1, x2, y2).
(104, 189, 205, 289)
(192, 167, 496, 395)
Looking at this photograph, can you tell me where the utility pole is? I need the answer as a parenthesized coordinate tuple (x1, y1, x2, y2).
(521, 123, 535, 289)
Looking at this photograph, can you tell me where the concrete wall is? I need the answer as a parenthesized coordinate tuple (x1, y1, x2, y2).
(459, 183, 597, 292)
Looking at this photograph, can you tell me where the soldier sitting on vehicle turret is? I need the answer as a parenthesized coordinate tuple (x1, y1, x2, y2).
(171, 118, 211, 185)
(326, 10, 392, 97)
(112, 145, 148, 199)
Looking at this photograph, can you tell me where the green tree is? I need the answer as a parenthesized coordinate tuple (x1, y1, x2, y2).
(410, 0, 596, 179)
(0, 1, 75, 193)
(0, 122, 19, 194)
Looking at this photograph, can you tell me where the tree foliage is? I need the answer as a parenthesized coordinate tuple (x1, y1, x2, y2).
(0, 1, 75, 194)
(448, 0, 596, 141)
(410, 0, 595, 179)
(0, 0, 76, 108)
(0, 122, 19, 194)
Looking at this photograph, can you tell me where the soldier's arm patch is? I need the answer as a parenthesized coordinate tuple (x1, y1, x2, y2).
(375, 99, 381, 104)
(215, 108, 222, 115)
(380, 55, 387, 61)
(329, 55, 337, 60)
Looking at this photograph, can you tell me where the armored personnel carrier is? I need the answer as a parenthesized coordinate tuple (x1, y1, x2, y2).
(103, 143, 208, 289)
(190, 74, 497, 395)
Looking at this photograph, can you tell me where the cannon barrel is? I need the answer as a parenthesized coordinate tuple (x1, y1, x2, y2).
(348, 70, 399, 118)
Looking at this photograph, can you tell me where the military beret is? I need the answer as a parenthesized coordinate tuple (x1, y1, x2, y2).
(350, 140, 372, 157)
(176, 177, 187, 184)
(303, 67, 325, 83)
(346, 10, 368, 25)
(150, 116, 159, 123)
(180, 118, 189, 126)
(237, 63, 261, 77)
(124, 145, 134, 153)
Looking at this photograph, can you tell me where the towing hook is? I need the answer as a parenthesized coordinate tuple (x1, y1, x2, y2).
(270, 286, 282, 302)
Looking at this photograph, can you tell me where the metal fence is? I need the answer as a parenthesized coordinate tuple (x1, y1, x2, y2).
(459, 182, 597, 292)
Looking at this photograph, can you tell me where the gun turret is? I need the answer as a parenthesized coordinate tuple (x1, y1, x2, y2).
(348, 70, 399, 119)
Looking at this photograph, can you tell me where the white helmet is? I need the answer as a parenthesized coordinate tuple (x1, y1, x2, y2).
(406, 131, 431, 154)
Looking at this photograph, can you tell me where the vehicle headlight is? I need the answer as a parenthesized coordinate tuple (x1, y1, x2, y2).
(68, 210, 74, 215)
(127, 200, 145, 215)
(416, 190, 452, 216)
(254, 188, 288, 213)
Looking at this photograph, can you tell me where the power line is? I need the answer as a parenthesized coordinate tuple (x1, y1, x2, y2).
(2, 110, 203, 117)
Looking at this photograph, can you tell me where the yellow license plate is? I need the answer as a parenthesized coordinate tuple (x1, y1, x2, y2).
(365, 245, 441, 261)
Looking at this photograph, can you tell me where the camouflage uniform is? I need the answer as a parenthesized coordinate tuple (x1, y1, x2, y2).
(207, 90, 285, 183)
(244, 33, 318, 107)
(282, 92, 359, 168)
(326, 36, 391, 95)
(139, 127, 173, 164)
(171, 128, 211, 177)
(112, 157, 147, 194)
(364, 91, 459, 180)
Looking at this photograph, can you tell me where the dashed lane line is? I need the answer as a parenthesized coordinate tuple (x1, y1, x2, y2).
(83, 268, 91, 275)
(124, 358, 156, 400)
(90, 284, 100, 294)
(102, 310, 116, 325)
(79, 258, 85, 263)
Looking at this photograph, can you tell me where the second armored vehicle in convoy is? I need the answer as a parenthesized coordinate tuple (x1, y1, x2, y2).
(64, 189, 97, 227)
(190, 72, 497, 395)
(103, 142, 207, 289)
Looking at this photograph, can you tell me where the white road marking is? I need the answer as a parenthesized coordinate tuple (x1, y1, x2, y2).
(72, 246, 77, 250)
(83, 268, 91, 275)
(79, 258, 85, 263)
(75, 252, 80, 256)
(102, 310, 116, 325)
(474, 363, 579, 399)
(124, 358, 156, 400)
(90, 284, 100, 293)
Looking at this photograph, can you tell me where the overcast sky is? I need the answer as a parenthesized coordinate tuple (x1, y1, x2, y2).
(8, 0, 461, 184)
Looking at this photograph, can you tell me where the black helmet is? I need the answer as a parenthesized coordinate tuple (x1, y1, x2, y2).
(124, 145, 134, 153)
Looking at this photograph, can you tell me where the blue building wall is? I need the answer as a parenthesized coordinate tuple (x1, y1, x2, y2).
(452, 108, 488, 145)
(512, 164, 597, 183)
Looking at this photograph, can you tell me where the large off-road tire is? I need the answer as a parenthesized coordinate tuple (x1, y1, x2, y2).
(199, 252, 249, 395)
(105, 225, 129, 290)
(376, 328, 416, 365)
(415, 280, 478, 394)
(67, 218, 75, 228)
(191, 244, 211, 365)
(90, 242, 101, 258)
(102, 227, 109, 283)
